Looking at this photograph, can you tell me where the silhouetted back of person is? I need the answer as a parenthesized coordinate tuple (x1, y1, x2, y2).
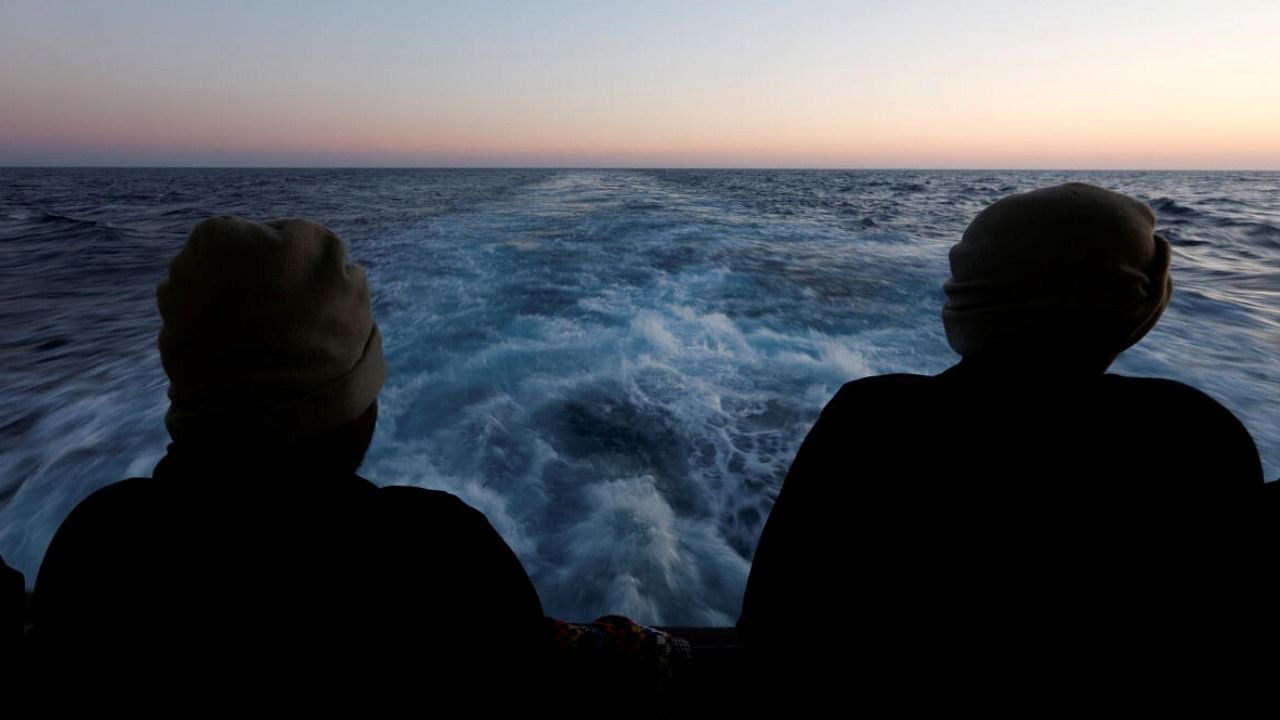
(31, 218, 545, 702)
(738, 184, 1264, 710)
(1, 554, 21, 672)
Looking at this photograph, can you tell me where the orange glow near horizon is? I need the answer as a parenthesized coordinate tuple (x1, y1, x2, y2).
(2, 1, 1278, 168)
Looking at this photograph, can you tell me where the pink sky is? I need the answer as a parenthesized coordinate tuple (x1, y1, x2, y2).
(3, 1, 1277, 168)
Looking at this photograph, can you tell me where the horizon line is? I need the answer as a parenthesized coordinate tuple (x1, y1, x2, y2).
(3, 165, 1279, 173)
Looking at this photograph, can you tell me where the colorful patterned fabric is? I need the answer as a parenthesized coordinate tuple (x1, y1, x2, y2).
(545, 615, 692, 717)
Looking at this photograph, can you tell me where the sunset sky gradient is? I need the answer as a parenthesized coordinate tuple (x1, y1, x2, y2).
(2, 0, 1277, 168)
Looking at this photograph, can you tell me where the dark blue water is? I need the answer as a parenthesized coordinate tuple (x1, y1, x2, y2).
(3, 168, 1277, 624)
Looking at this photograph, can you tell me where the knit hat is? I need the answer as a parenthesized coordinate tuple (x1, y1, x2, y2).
(157, 216, 386, 445)
(942, 183, 1172, 365)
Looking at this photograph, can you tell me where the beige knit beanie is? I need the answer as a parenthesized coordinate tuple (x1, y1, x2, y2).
(157, 217, 386, 445)
(942, 183, 1172, 365)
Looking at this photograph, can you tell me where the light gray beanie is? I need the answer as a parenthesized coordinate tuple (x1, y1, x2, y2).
(942, 183, 1173, 364)
(157, 216, 386, 444)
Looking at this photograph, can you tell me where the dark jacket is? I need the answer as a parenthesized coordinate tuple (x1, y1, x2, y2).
(31, 448, 544, 698)
(739, 362, 1264, 705)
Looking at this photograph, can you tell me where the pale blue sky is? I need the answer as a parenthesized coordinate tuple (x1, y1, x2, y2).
(2, 0, 1277, 167)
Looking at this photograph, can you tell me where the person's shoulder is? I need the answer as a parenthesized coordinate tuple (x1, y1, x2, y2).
(1103, 374, 1243, 421)
(1103, 374, 1262, 473)
(371, 483, 469, 506)
(824, 373, 933, 410)
(77, 475, 161, 500)
(843, 372, 932, 387)
(367, 483, 490, 526)
(361, 483, 532, 589)
(833, 372, 932, 396)
(58, 476, 165, 527)
(36, 477, 165, 595)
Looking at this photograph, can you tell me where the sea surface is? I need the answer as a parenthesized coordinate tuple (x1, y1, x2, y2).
(2, 168, 1277, 624)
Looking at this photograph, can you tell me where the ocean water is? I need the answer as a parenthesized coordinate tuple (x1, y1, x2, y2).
(2, 168, 1277, 624)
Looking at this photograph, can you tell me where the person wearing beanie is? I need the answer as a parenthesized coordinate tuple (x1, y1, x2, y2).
(29, 217, 546, 700)
(738, 184, 1263, 708)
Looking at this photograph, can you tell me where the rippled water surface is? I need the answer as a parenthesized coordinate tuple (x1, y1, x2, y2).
(2, 168, 1277, 623)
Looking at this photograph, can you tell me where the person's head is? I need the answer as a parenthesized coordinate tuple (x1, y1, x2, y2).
(942, 183, 1172, 373)
(156, 217, 386, 471)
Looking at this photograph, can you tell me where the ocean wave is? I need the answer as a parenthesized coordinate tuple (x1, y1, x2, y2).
(1243, 221, 1280, 247)
(1149, 196, 1204, 220)
(2, 167, 1277, 620)
(37, 211, 101, 228)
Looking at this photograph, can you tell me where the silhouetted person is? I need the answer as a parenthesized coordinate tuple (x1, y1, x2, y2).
(739, 184, 1264, 709)
(31, 218, 545, 700)
(1, 555, 21, 663)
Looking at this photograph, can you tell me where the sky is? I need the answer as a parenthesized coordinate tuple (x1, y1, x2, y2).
(1, 0, 1277, 169)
